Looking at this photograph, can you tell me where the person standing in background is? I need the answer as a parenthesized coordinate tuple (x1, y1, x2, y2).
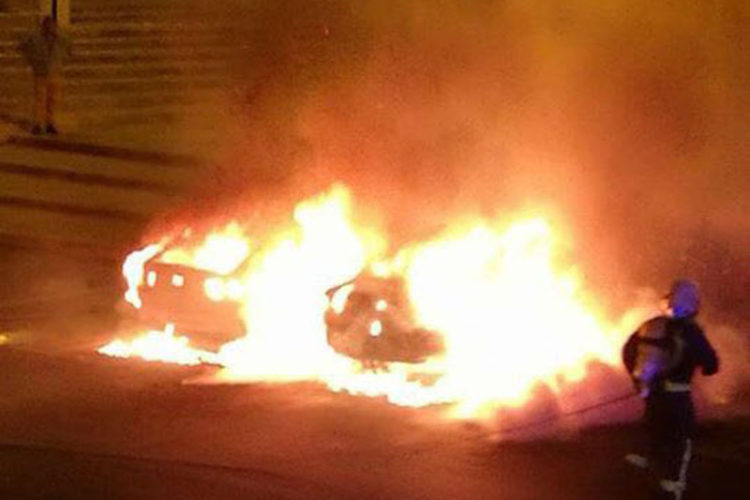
(20, 15, 71, 135)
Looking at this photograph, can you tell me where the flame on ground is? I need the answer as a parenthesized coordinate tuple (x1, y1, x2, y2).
(101, 184, 641, 418)
(99, 324, 217, 366)
(391, 218, 625, 418)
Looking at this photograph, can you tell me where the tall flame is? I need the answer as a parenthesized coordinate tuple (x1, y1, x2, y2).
(160, 222, 250, 275)
(216, 185, 383, 380)
(123, 243, 164, 308)
(102, 184, 640, 419)
(395, 218, 622, 417)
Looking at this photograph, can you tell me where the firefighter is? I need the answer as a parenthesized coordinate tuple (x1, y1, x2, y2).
(622, 279, 719, 499)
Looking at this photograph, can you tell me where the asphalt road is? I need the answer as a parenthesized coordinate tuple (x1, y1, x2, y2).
(0, 347, 747, 500)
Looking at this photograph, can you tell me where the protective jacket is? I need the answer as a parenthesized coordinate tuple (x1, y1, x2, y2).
(622, 315, 718, 391)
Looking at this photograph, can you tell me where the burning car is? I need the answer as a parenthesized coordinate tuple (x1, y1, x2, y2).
(123, 227, 250, 351)
(137, 260, 246, 350)
(324, 272, 444, 368)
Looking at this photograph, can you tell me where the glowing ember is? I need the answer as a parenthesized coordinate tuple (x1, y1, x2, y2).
(102, 184, 641, 419)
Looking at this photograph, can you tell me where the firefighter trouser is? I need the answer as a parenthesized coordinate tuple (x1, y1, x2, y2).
(645, 391, 694, 499)
(33, 75, 59, 127)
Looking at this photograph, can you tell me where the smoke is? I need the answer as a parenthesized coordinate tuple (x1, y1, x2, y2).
(164, 1, 749, 403)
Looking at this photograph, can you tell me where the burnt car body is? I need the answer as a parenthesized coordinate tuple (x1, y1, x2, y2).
(137, 258, 246, 350)
(324, 273, 444, 366)
(126, 228, 250, 352)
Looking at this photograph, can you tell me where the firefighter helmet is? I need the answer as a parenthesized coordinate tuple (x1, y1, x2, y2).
(667, 279, 700, 319)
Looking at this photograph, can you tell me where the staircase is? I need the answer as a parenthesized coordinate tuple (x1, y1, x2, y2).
(0, 0, 232, 253)
(0, 1, 342, 332)
(0, 0, 342, 252)
(0, 0, 248, 131)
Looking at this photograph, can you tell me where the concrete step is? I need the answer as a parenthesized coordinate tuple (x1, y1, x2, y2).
(0, 166, 172, 217)
(0, 159, 182, 195)
(3, 21, 247, 45)
(0, 102, 204, 129)
(1, 29, 249, 45)
(0, 72, 242, 95)
(0, 87, 235, 118)
(70, 34, 247, 50)
(0, 144, 197, 187)
(69, 6, 247, 24)
(71, 44, 247, 62)
(0, 88, 229, 115)
(62, 102, 238, 135)
(0, 102, 212, 131)
(6, 133, 205, 165)
(71, 9, 187, 24)
(0, 39, 253, 62)
(0, 58, 233, 79)
(0, 106, 199, 133)
(0, 233, 122, 276)
(2, 24, 322, 50)
(0, 99, 232, 134)
(0, 45, 249, 66)
(69, 19, 248, 37)
(68, 102, 209, 127)
(0, 202, 143, 247)
(69, 0, 245, 15)
(0, 39, 19, 50)
(0, 12, 36, 31)
(72, 0, 203, 9)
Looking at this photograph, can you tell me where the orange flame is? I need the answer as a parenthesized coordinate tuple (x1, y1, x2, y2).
(123, 242, 164, 309)
(160, 222, 250, 275)
(98, 324, 217, 366)
(102, 184, 641, 418)
(393, 217, 624, 417)
(215, 185, 384, 380)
